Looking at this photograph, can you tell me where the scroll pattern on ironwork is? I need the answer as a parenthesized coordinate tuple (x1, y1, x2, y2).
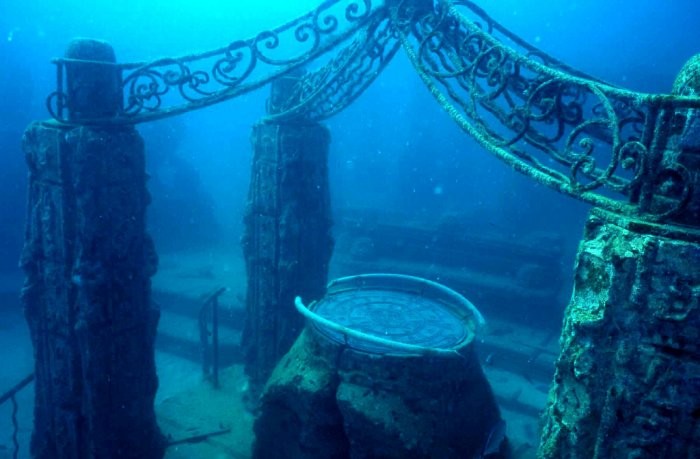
(264, 13, 400, 122)
(47, 0, 386, 124)
(44, 0, 700, 223)
(394, 0, 700, 220)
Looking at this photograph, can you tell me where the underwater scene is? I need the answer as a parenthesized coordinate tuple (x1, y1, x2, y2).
(1, 0, 699, 458)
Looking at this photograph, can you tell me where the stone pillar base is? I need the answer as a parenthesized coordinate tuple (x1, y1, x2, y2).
(539, 209, 700, 458)
(254, 329, 506, 459)
(242, 121, 333, 394)
(22, 121, 164, 458)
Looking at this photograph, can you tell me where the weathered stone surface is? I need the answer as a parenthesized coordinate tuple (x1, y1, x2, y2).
(21, 122, 164, 458)
(673, 54, 700, 96)
(668, 53, 700, 225)
(64, 38, 122, 120)
(253, 330, 348, 459)
(337, 347, 503, 459)
(253, 328, 507, 459)
(241, 120, 334, 394)
(538, 211, 700, 458)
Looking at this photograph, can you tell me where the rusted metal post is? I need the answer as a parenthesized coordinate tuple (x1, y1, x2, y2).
(212, 294, 220, 389)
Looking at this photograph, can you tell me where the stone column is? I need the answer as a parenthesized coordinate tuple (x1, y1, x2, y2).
(241, 73, 334, 395)
(538, 57, 700, 458)
(21, 39, 165, 458)
(670, 54, 700, 226)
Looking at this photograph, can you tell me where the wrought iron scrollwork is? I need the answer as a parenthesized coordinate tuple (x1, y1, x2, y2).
(48, 0, 386, 124)
(44, 0, 700, 223)
(263, 12, 400, 122)
(393, 0, 700, 221)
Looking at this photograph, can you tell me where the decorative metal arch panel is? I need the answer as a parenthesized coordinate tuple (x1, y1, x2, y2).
(263, 12, 400, 123)
(393, 0, 700, 221)
(45, 0, 700, 223)
(47, 0, 389, 124)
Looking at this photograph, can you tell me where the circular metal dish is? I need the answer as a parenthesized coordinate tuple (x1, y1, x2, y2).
(296, 273, 483, 355)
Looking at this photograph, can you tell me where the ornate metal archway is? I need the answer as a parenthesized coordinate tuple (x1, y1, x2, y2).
(47, 0, 700, 224)
(26, 0, 700, 458)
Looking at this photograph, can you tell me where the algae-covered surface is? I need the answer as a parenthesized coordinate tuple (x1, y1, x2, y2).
(160, 365, 254, 459)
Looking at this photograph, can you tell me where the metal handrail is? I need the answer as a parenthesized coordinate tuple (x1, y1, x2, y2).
(1, 373, 34, 459)
(47, 0, 386, 124)
(0, 373, 33, 406)
(198, 287, 228, 388)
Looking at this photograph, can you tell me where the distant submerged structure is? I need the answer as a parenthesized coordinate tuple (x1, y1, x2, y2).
(5, 1, 699, 458)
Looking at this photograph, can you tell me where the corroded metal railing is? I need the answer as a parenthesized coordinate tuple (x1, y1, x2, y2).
(45, 0, 700, 223)
(198, 287, 228, 389)
(0, 373, 34, 459)
(264, 10, 400, 122)
(394, 0, 700, 222)
(47, 0, 389, 124)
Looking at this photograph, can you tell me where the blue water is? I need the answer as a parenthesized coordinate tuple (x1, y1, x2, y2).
(0, 0, 698, 457)
(1, 0, 698, 269)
